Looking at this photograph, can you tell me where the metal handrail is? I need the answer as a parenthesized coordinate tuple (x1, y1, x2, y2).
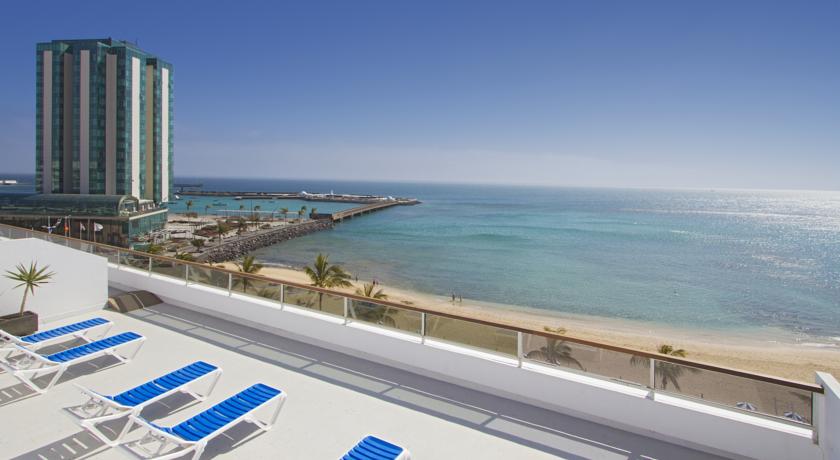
(0, 222, 823, 394)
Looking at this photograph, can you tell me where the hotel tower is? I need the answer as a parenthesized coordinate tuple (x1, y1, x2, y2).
(35, 38, 173, 204)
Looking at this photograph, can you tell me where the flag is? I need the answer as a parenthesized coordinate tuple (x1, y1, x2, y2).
(93, 223, 104, 232)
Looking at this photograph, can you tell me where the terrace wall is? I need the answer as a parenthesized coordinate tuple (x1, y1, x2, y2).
(108, 265, 829, 460)
(0, 238, 107, 322)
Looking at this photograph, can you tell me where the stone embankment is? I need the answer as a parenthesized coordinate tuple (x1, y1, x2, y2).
(198, 220, 333, 263)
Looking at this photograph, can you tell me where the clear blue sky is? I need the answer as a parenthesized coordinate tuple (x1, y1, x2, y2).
(1, 1, 838, 189)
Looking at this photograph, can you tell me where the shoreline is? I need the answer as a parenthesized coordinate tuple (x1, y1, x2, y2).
(214, 261, 840, 382)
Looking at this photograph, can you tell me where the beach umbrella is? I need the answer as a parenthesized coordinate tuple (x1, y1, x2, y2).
(784, 412, 806, 423)
(736, 402, 756, 411)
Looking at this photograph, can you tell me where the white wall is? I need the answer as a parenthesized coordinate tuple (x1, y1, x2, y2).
(110, 267, 826, 460)
(817, 372, 840, 460)
(0, 239, 108, 322)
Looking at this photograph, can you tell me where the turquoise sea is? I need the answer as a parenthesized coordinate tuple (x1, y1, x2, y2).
(6, 174, 840, 340)
(176, 177, 840, 342)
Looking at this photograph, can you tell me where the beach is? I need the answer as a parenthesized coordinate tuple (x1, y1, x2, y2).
(215, 262, 840, 383)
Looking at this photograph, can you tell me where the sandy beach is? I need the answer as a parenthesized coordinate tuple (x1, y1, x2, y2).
(213, 262, 840, 384)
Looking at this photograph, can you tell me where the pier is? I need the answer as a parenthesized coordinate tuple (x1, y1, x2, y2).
(330, 199, 417, 222)
(169, 191, 420, 260)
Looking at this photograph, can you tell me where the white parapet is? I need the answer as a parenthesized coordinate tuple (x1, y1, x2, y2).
(0, 238, 108, 322)
(817, 372, 840, 460)
(109, 265, 825, 460)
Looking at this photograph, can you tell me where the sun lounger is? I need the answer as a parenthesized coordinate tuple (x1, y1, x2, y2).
(120, 383, 285, 460)
(0, 317, 112, 350)
(342, 435, 411, 460)
(0, 332, 145, 394)
(74, 361, 222, 446)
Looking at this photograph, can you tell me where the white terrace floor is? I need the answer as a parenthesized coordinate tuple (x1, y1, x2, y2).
(0, 299, 728, 460)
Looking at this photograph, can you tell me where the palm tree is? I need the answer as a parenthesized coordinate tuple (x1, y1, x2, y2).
(526, 338, 583, 369)
(239, 204, 245, 217)
(234, 254, 263, 293)
(280, 207, 289, 223)
(4, 262, 55, 316)
(310, 207, 318, 218)
(145, 244, 164, 255)
(353, 283, 394, 326)
(299, 205, 307, 221)
(204, 204, 212, 216)
(185, 200, 194, 214)
(355, 282, 388, 300)
(190, 239, 205, 249)
(252, 205, 262, 229)
(175, 252, 195, 262)
(256, 286, 281, 300)
(304, 253, 351, 310)
(630, 344, 697, 391)
(216, 223, 227, 243)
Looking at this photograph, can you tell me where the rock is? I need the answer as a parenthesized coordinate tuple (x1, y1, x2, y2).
(198, 220, 334, 263)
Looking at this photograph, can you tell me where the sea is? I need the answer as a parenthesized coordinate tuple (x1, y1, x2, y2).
(6, 174, 840, 342)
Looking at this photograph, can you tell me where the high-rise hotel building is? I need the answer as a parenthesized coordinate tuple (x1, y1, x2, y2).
(35, 38, 173, 204)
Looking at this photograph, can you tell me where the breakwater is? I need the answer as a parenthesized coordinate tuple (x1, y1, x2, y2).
(198, 219, 333, 263)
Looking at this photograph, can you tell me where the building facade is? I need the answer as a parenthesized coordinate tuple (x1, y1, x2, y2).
(35, 38, 173, 204)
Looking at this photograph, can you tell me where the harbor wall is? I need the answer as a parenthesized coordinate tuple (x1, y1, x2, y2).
(199, 220, 333, 263)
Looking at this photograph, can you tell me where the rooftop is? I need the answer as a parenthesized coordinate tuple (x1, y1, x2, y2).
(1, 297, 718, 459)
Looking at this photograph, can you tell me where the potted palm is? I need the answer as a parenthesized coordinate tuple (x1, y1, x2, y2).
(1, 261, 55, 335)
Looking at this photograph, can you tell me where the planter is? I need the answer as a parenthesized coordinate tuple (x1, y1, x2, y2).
(0, 311, 39, 336)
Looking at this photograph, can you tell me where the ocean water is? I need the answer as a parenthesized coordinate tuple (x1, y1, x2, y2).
(185, 178, 840, 340)
(8, 174, 840, 339)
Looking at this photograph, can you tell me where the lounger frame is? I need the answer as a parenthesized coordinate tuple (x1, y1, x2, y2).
(119, 387, 286, 460)
(75, 364, 222, 446)
(0, 333, 145, 394)
(0, 317, 112, 351)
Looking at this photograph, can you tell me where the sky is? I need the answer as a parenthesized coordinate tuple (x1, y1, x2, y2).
(0, 1, 838, 190)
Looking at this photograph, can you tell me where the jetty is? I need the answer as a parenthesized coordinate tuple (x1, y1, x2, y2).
(172, 190, 419, 261)
(330, 200, 415, 222)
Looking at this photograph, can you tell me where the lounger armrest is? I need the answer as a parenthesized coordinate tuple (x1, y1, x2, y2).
(0, 333, 24, 349)
(75, 384, 129, 410)
(130, 416, 189, 445)
(1, 345, 53, 367)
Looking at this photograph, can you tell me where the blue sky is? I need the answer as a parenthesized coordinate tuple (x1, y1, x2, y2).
(0, 1, 838, 189)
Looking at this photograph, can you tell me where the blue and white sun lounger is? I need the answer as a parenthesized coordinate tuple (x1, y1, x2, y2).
(0, 332, 145, 394)
(0, 317, 112, 350)
(120, 383, 286, 460)
(74, 361, 222, 446)
(342, 436, 411, 460)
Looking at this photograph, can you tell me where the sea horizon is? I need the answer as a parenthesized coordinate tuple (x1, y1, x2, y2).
(4, 172, 840, 194)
